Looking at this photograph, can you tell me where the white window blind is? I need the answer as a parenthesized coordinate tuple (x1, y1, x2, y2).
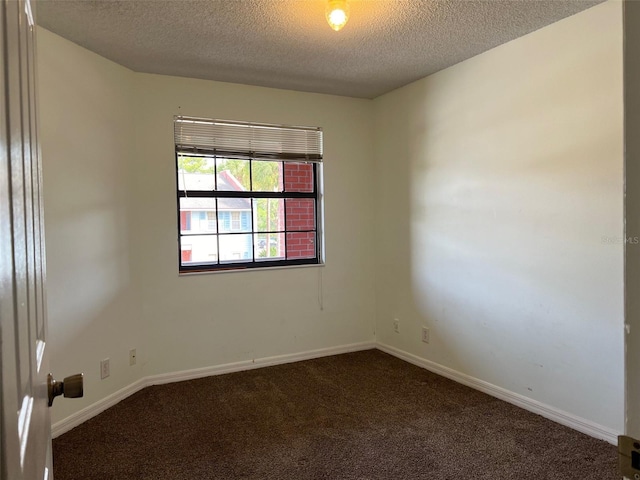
(174, 116, 323, 162)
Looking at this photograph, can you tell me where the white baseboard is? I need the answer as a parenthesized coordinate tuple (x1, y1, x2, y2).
(376, 343, 619, 445)
(53, 340, 619, 445)
(51, 341, 376, 438)
(51, 378, 148, 439)
(144, 341, 376, 387)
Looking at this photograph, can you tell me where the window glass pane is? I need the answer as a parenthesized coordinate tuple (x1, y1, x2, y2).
(285, 198, 315, 231)
(251, 161, 283, 192)
(253, 198, 284, 233)
(284, 162, 314, 193)
(216, 158, 250, 191)
(180, 235, 218, 265)
(177, 155, 216, 191)
(286, 232, 316, 260)
(180, 198, 217, 233)
(255, 232, 285, 260)
(217, 197, 252, 232)
(219, 234, 253, 263)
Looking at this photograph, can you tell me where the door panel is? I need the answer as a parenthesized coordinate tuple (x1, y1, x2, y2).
(1, 0, 52, 478)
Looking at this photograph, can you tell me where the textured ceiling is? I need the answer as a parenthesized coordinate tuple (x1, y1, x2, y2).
(36, 0, 605, 99)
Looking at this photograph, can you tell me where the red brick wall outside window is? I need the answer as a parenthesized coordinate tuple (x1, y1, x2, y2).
(284, 163, 316, 259)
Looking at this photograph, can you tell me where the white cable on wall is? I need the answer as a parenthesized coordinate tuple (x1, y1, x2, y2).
(318, 267, 324, 311)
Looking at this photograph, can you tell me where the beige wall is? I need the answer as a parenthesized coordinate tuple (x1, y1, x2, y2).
(39, 0, 626, 435)
(38, 29, 376, 424)
(373, 0, 624, 432)
(131, 74, 376, 376)
(38, 28, 143, 423)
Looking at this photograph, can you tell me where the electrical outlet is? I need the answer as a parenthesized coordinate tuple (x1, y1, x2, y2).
(100, 358, 110, 379)
(393, 318, 400, 333)
(129, 348, 137, 366)
(421, 327, 430, 344)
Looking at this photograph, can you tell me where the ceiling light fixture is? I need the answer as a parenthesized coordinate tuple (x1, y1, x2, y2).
(326, 0, 350, 31)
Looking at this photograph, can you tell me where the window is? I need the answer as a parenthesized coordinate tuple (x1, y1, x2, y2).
(206, 211, 216, 230)
(175, 116, 323, 273)
(231, 212, 241, 230)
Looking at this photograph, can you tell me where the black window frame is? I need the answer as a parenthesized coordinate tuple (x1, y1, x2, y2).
(176, 152, 322, 273)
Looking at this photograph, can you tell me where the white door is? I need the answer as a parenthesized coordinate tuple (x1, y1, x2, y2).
(1, 0, 52, 478)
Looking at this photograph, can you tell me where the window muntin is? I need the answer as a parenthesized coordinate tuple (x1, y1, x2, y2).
(175, 116, 323, 273)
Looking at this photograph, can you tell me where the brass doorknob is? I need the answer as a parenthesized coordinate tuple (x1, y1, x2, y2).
(47, 373, 83, 407)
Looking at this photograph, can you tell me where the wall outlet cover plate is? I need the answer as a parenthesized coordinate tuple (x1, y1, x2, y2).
(619, 435, 640, 478)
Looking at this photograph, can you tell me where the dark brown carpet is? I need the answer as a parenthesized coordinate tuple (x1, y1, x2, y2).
(53, 350, 618, 479)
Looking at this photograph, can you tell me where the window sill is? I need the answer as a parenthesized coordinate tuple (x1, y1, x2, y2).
(178, 262, 326, 276)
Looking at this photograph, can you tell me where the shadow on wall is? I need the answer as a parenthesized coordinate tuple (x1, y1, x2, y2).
(398, 22, 623, 428)
(40, 54, 141, 423)
(44, 185, 141, 422)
